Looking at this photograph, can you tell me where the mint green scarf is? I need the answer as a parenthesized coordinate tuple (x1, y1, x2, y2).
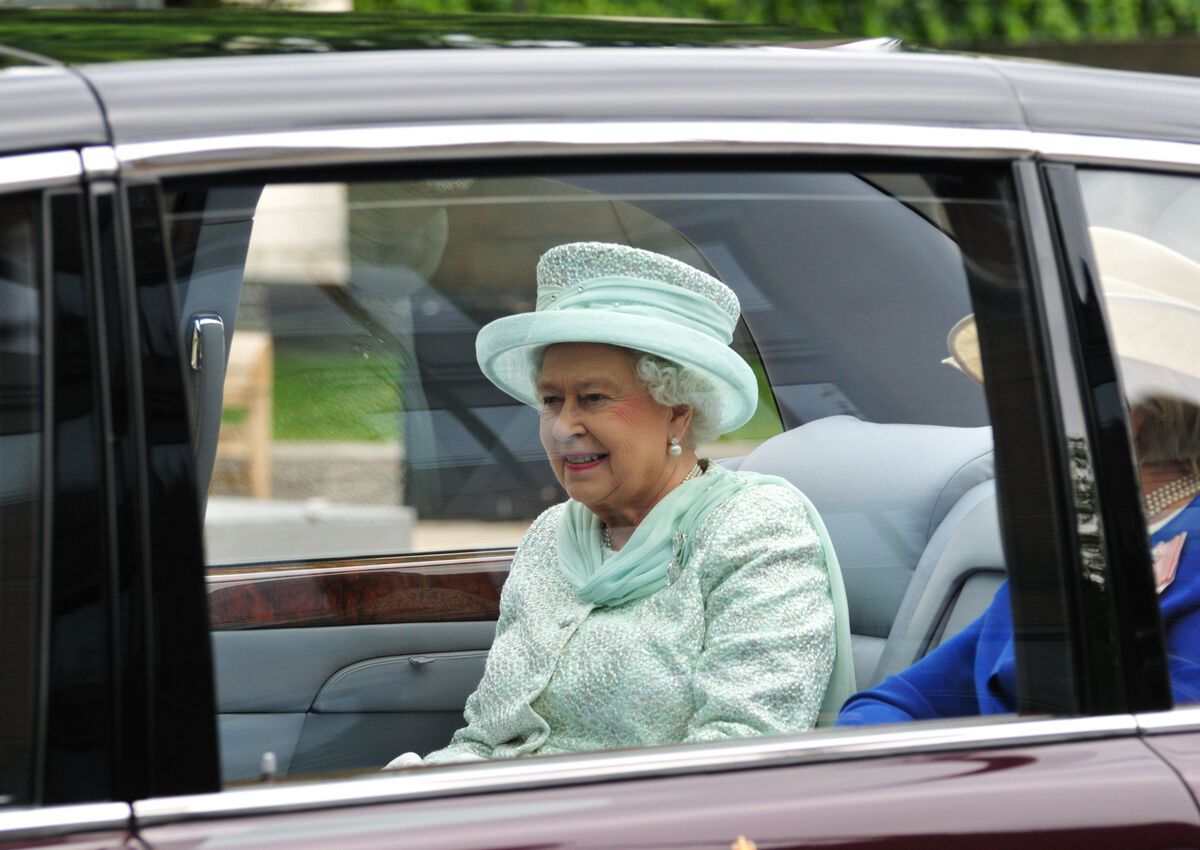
(556, 464, 856, 726)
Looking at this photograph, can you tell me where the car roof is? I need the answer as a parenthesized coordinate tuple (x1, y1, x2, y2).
(2, 12, 1200, 158)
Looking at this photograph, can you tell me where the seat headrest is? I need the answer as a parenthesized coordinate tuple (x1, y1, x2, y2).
(740, 415, 993, 541)
(738, 416, 994, 639)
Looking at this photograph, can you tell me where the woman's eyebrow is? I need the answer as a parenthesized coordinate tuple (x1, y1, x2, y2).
(537, 376, 626, 395)
(578, 378, 622, 393)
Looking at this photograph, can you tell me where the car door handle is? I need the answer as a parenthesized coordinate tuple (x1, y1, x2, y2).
(408, 656, 434, 666)
(189, 313, 226, 506)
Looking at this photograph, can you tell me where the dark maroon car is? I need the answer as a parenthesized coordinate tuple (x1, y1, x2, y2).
(5, 12, 1200, 850)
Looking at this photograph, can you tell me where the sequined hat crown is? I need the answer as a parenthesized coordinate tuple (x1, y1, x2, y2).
(475, 242, 759, 434)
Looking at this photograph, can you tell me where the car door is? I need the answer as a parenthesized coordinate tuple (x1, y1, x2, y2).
(1058, 161, 1200, 813)
(0, 152, 222, 850)
(0, 153, 144, 849)
(98, 112, 1200, 850)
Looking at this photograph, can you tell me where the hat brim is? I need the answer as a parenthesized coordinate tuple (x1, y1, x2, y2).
(944, 285, 1200, 407)
(476, 309, 760, 434)
(1106, 289, 1200, 406)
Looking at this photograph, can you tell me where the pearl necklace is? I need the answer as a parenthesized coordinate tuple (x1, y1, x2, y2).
(1143, 473, 1200, 516)
(601, 462, 705, 551)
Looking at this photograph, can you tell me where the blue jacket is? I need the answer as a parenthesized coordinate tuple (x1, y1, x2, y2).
(838, 496, 1200, 725)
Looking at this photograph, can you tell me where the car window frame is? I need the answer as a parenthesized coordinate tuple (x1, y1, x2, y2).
(0, 142, 219, 823)
(100, 125, 1148, 805)
(0, 155, 62, 811)
(0, 147, 137, 829)
(1037, 161, 1172, 715)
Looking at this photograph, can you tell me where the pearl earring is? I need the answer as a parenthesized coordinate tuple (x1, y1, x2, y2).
(668, 436, 682, 457)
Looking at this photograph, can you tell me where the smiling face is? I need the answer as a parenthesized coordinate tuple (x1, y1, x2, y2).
(537, 343, 694, 528)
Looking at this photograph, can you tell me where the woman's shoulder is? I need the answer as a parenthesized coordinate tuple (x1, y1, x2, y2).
(695, 466, 817, 543)
(514, 501, 568, 552)
(713, 465, 812, 512)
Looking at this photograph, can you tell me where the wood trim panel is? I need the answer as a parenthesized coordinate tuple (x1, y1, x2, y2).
(206, 550, 512, 630)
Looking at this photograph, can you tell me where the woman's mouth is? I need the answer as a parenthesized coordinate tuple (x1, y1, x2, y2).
(563, 453, 607, 471)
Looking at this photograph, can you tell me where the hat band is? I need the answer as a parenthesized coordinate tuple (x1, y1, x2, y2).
(538, 276, 735, 344)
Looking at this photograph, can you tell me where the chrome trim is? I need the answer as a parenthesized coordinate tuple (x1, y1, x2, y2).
(1036, 132, 1200, 171)
(1137, 706, 1200, 733)
(117, 122, 1036, 176)
(0, 150, 81, 193)
(134, 714, 1135, 825)
(81, 145, 120, 179)
(190, 314, 224, 371)
(0, 802, 130, 842)
(111, 122, 1200, 178)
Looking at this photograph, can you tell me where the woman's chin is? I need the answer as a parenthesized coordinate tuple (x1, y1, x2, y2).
(562, 476, 608, 505)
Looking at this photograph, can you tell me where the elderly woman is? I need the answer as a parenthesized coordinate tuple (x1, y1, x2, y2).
(838, 393, 1200, 725)
(839, 229, 1200, 725)
(388, 242, 854, 768)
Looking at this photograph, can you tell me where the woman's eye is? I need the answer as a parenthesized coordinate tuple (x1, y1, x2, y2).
(583, 393, 606, 403)
(541, 395, 561, 407)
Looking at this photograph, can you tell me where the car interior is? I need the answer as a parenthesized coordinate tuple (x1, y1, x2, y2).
(165, 168, 1015, 783)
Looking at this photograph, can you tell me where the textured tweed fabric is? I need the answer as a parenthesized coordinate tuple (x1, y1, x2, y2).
(424, 464, 836, 763)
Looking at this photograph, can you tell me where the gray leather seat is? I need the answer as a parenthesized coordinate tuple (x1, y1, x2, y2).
(736, 415, 1004, 690)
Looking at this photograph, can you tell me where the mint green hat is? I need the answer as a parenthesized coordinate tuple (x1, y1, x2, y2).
(475, 242, 759, 434)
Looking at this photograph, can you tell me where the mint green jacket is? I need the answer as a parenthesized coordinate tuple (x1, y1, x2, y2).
(425, 468, 840, 762)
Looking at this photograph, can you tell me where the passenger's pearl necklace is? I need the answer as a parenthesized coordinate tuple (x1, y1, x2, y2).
(601, 462, 705, 551)
(1143, 473, 1200, 516)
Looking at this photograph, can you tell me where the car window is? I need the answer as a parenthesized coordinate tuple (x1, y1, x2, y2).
(0, 192, 43, 805)
(162, 166, 1056, 784)
(170, 173, 994, 566)
(1079, 168, 1200, 711)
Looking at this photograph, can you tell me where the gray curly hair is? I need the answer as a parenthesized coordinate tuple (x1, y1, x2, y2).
(1135, 394, 1200, 472)
(632, 353, 722, 446)
(532, 346, 723, 446)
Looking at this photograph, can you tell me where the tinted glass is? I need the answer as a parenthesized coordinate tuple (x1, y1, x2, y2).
(165, 168, 1037, 784)
(1080, 168, 1200, 709)
(171, 173, 995, 566)
(0, 193, 42, 804)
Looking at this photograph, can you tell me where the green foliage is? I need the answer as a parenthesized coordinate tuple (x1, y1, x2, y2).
(274, 352, 401, 442)
(720, 357, 783, 444)
(6, 1, 1198, 61)
(350, 0, 1200, 46)
(0, 8, 817, 63)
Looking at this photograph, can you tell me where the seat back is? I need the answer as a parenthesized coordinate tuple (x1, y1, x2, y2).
(737, 415, 1002, 690)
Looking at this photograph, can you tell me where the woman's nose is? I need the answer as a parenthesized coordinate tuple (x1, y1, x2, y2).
(552, 404, 585, 441)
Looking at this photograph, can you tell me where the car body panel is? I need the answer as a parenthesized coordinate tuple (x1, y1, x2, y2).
(77, 49, 1026, 147)
(64, 49, 1200, 153)
(0, 802, 133, 850)
(0, 833, 134, 850)
(137, 737, 1200, 849)
(1139, 727, 1200, 814)
(0, 67, 107, 156)
(993, 61, 1200, 145)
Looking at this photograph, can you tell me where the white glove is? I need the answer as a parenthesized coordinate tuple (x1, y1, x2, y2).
(383, 750, 488, 770)
(383, 752, 424, 770)
(439, 752, 487, 764)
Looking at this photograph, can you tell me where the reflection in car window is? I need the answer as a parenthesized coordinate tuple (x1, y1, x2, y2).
(163, 169, 1034, 783)
(0, 193, 42, 805)
(1080, 169, 1200, 710)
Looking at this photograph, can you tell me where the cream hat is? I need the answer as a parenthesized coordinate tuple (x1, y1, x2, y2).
(475, 242, 759, 433)
(945, 227, 1200, 406)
